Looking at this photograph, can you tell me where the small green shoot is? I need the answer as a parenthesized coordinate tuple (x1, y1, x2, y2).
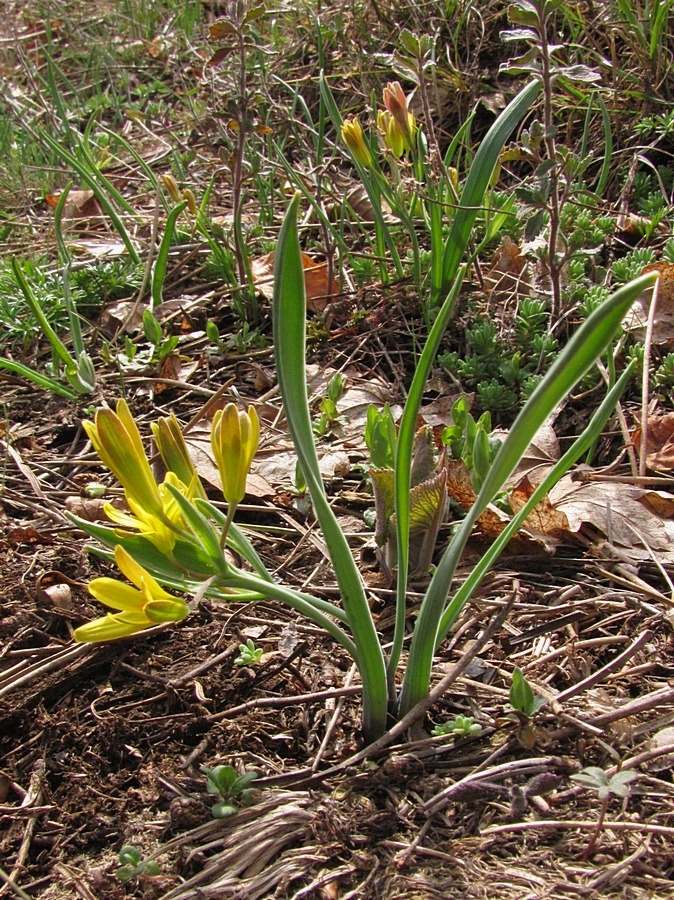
(571, 765, 638, 800)
(365, 403, 397, 469)
(432, 714, 482, 738)
(204, 764, 258, 819)
(313, 372, 347, 437)
(116, 845, 160, 883)
(570, 765, 638, 859)
(142, 310, 179, 363)
(509, 667, 547, 720)
(235, 638, 264, 667)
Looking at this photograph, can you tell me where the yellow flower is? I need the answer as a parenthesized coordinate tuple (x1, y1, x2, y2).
(151, 414, 206, 501)
(211, 403, 259, 507)
(382, 82, 416, 152)
(83, 399, 164, 519)
(378, 110, 404, 158)
(341, 117, 373, 168)
(162, 174, 181, 202)
(103, 473, 196, 554)
(73, 545, 189, 642)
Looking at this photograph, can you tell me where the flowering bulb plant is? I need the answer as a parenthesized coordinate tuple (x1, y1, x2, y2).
(70, 81, 657, 744)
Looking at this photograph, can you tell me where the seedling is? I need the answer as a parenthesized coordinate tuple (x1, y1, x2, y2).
(432, 714, 482, 738)
(509, 667, 547, 720)
(313, 372, 347, 437)
(571, 765, 638, 859)
(142, 309, 179, 363)
(116, 845, 160, 882)
(204, 764, 258, 819)
(235, 638, 264, 666)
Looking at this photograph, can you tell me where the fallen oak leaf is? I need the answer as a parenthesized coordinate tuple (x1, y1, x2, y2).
(632, 412, 674, 473)
(251, 251, 340, 312)
(548, 472, 673, 555)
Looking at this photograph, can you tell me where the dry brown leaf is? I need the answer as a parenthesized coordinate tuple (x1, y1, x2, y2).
(505, 421, 560, 487)
(45, 189, 104, 226)
(509, 475, 570, 537)
(549, 473, 673, 555)
(622, 261, 674, 343)
(446, 460, 554, 552)
(632, 412, 674, 473)
(446, 459, 512, 539)
(484, 236, 529, 299)
(251, 251, 340, 312)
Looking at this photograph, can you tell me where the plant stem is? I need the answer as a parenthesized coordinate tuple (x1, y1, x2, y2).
(537, 1, 563, 316)
(582, 795, 608, 860)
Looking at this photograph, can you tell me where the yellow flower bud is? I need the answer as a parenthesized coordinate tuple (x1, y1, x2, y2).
(83, 399, 164, 519)
(378, 110, 404, 158)
(382, 82, 416, 152)
(152, 414, 206, 500)
(341, 117, 373, 168)
(162, 174, 181, 202)
(182, 188, 198, 216)
(211, 404, 260, 508)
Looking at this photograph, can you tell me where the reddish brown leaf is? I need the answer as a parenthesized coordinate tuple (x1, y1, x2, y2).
(632, 412, 674, 473)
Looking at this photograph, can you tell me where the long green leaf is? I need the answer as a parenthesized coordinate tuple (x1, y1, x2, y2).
(388, 266, 467, 688)
(399, 271, 658, 715)
(0, 357, 77, 399)
(437, 360, 636, 641)
(273, 193, 388, 742)
(435, 80, 541, 305)
(12, 258, 73, 369)
(152, 200, 187, 309)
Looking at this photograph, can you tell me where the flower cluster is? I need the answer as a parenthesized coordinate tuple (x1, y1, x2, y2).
(340, 81, 417, 163)
(74, 400, 259, 642)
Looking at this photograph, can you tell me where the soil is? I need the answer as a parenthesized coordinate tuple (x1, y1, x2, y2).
(3, 318, 674, 900)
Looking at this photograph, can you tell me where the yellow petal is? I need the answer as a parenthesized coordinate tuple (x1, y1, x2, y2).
(113, 546, 173, 602)
(73, 610, 151, 642)
(88, 577, 144, 611)
(144, 597, 190, 623)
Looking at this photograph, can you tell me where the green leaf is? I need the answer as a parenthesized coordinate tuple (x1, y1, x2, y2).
(559, 64, 602, 83)
(0, 357, 78, 399)
(365, 404, 397, 469)
(510, 667, 535, 716)
(273, 194, 387, 742)
(500, 27, 539, 41)
(231, 771, 258, 796)
(400, 28, 420, 56)
(143, 309, 163, 345)
(118, 846, 142, 866)
(400, 274, 656, 717)
(206, 764, 238, 795)
(244, 4, 266, 23)
(437, 80, 541, 304)
(164, 484, 226, 570)
(152, 200, 187, 309)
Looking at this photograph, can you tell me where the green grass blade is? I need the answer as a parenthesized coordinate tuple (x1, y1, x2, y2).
(152, 200, 187, 309)
(40, 131, 141, 264)
(399, 271, 657, 716)
(595, 93, 613, 195)
(273, 193, 388, 742)
(0, 358, 77, 398)
(437, 361, 636, 641)
(435, 80, 541, 306)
